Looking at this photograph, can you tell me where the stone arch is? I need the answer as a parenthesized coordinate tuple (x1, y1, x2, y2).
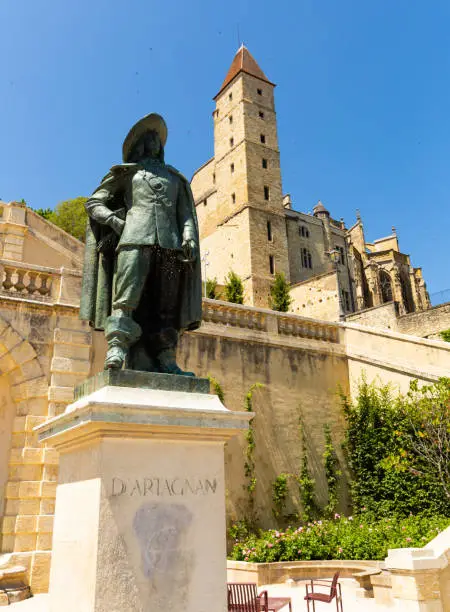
(0, 311, 50, 588)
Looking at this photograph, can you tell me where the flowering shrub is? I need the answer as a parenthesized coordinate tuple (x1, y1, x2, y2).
(229, 514, 450, 562)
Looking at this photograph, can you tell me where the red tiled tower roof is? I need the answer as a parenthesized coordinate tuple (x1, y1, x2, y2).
(214, 45, 275, 99)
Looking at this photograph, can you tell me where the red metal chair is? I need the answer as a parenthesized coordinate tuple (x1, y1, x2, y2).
(227, 582, 292, 612)
(304, 572, 343, 611)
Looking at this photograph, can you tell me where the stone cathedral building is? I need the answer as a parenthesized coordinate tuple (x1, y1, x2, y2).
(191, 46, 430, 320)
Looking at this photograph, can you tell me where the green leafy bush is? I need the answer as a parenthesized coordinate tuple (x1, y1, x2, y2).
(206, 277, 219, 299)
(269, 272, 292, 312)
(224, 270, 244, 304)
(343, 377, 450, 517)
(230, 514, 450, 562)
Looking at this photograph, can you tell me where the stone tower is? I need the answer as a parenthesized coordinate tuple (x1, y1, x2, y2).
(192, 46, 290, 307)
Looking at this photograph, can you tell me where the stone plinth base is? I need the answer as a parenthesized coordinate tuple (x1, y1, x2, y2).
(36, 371, 252, 612)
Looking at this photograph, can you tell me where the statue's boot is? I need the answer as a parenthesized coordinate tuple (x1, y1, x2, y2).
(104, 315, 141, 370)
(157, 347, 195, 377)
(154, 327, 195, 377)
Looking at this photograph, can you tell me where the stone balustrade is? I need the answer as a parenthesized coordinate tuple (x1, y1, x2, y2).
(0, 260, 81, 305)
(202, 298, 341, 343)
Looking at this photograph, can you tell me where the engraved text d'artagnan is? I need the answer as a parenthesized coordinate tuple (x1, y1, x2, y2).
(111, 476, 218, 498)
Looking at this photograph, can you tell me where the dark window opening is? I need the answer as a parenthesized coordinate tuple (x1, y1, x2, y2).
(257, 88, 262, 95)
(262, 158, 268, 169)
(264, 186, 270, 200)
(203, 199, 207, 207)
(229, 115, 233, 124)
(230, 163, 234, 173)
(230, 137, 234, 147)
(380, 270, 393, 303)
(342, 290, 351, 311)
(213, 173, 216, 184)
(301, 248, 312, 269)
(260, 134, 266, 144)
(300, 225, 310, 238)
(259, 111, 265, 119)
(229, 92, 233, 101)
(231, 193, 236, 204)
(335, 245, 345, 265)
(267, 220, 272, 241)
(269, 255, 274, 274)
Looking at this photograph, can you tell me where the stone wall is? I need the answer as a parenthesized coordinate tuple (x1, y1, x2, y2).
(397, 301, 450, 339)
(345, 301, 400, 331)
(289, 271, 339, 320)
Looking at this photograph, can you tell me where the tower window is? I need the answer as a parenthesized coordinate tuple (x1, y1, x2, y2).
(301, 248, 312, 269)
(267, 220, 272, 241)
(203, 199, 207, 206)
(230, 163, 234, 173)
(260, 134, 266, 144)
(229, 115, 233, 124)
(259, 111, 265, 119)
(269, 255, 274, 274)
(262, 158, 268, 169)
(264, 186, 270, 201)
(229, 92, 233, 101)
(231, 193, 236, 204)
(230, 137, 234, 147)
(300, 225, 309, 238)
(213, 172, 216, 184)
(257, 88, 262, 95)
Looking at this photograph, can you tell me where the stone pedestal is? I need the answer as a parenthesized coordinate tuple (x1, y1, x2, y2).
(36, 371, 252, 612)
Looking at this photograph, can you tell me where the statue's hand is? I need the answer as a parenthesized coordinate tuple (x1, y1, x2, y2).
(108, 215, 125, 236)
(181, 239, 197, 262)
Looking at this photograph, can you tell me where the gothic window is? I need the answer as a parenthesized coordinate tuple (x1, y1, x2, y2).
(379, 270, 393, 303)
(301, 248, 312, 269)
(299, 225, 310, 238)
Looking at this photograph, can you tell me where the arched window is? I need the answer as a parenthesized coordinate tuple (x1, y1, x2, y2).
(379, 270, 393, 303)
(299, 225, 310, 238)
(301, 248, 312, 269)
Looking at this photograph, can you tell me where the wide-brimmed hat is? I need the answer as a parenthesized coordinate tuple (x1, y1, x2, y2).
(122, 113, 168, 162)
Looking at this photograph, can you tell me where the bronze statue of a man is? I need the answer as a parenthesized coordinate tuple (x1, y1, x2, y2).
(80, 113, 202, 375)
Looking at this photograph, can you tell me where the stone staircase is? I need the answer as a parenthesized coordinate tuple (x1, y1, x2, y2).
(0, 556, 31, 606)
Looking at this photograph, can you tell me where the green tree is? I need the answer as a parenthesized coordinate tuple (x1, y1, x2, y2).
(323, 424, 341, 516)
(269, 272, 292, 312)
(34, 208, 53, 221)
(224, 270, 244, 304)
(47, 197, 88, 242)
(205, 277, 218, 299)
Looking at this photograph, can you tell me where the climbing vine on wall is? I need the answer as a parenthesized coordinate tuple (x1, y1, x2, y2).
(208, 375, 225, 403)
(323, 424, 341, 516)
(297, 418, 318, 521)
(272, 473, 289, 519)
(243, 383, 264, 523)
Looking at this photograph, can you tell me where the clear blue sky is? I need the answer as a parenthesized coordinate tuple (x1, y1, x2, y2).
(1, 0, 448, 296)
